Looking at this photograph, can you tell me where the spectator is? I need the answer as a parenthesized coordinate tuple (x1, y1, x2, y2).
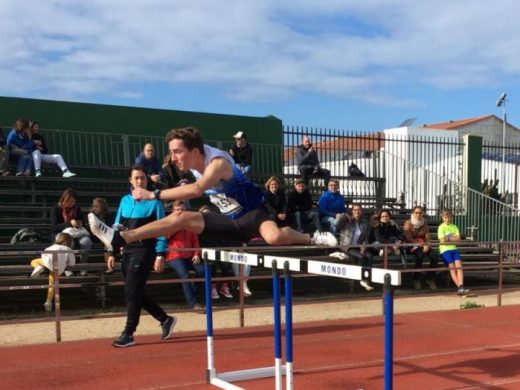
(287, 178, 321, 233)
(89, 197, 116, 274)
(229, 131, 253, 177)
(0, 127, 10, 176)
(296, 135, 331, 188)
(28, 121, 76, 178)
(30, 232, 75, 312)
(165, 200, 204, 309)
(50, 188, 92, 273)
(403, 206, 439, 290)
(318, 179, 347, 234)
(198, 205, 233, 300)
(106, 165, 175, 348)
(6, 117, 33, 176)
(373, 209, 403, 256)
(336, 203, 375, 291)
(264, 176, 287, 227)
(159, 152, 195, 190)
(438, 208, 469, 295)
(135, 143, 166, 190)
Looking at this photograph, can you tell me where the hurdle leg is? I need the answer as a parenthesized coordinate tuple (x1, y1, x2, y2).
(284, 262, 294, 390)
(204, 257, 216, 383)
(384, 273, 394, 390)
(272, 260, 283, 390)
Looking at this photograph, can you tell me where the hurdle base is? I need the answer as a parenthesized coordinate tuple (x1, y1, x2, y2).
(209, 366, 287, 390)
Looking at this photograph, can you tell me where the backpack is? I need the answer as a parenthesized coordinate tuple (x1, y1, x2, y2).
(348, 163, 365, 177)
(10, 228, 48, 244)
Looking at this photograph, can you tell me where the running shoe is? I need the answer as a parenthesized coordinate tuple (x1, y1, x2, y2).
(160, 316, 177, 340)
(88, 213, 123, 252)
(112, 332, 135, 348)
(311, 231, 338, 247)
(62, 170, 76, 178)
(219, 284, 233, 298)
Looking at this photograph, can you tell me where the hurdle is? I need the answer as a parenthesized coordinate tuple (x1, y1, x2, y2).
(202, 248, 401, 390)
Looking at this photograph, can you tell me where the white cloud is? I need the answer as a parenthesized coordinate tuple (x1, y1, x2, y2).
(1, 0, 520, 106)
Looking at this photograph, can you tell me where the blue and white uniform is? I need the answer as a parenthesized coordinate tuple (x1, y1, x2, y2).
(191, 145, 264, 219)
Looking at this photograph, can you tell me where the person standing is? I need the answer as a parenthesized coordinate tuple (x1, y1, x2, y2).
(296, 135, 330, 188)
(106, 165, 176, 348)
(438, 209, 469, 295)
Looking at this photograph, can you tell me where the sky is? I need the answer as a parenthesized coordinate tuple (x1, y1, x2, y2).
(1, 0, 520, 132)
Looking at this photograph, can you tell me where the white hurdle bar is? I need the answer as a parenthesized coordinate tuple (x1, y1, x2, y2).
(202, 249, 402, 390)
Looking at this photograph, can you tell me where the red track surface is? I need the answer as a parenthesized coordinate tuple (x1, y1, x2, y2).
(1, 305, 520, 389)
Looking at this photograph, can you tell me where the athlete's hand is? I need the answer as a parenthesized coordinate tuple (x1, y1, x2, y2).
(132, 187, 153, 201)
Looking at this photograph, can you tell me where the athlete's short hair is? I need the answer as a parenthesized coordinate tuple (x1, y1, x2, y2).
(165, 127, 204, 154)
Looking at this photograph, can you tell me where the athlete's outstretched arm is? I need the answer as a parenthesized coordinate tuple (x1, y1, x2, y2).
(132, 158, 233, 201)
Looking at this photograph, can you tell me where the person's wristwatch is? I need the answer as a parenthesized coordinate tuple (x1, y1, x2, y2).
(153, 189, 161, 200)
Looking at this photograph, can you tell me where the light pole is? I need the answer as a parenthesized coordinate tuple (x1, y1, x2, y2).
(497, 92, 507, 240)
(497, 92, 507, 196)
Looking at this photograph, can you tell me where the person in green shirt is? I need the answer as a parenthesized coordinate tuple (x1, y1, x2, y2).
(438, 209, 469, 295)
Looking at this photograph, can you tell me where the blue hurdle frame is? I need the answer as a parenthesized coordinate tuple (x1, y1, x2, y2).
(202, 249, 399, 390)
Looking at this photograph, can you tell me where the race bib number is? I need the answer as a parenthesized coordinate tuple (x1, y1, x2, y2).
(209, 193, 243, 215)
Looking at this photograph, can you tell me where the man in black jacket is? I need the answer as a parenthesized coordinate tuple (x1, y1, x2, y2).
(287, 179, 321, 233)
(296, 136, 330, 188)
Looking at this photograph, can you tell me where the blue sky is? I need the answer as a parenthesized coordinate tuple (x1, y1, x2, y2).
(1, 0, 520, 132)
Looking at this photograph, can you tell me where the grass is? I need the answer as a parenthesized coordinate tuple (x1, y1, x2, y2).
(460, 301, 485, 309)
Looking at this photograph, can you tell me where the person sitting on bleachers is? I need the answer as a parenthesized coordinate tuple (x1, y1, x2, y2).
(264, 176, 287, 227)
(135, 143, 166, 190)
(296, 135, 331, 188)
(372, 209, 403, 256)
(229, 131, 253, 177)
(0, 126, 10, 176)
(336, 203, 375, 291)
(28, 121, 76, 178)
(403, 206, 438, 290)
(318, 179, 347, 234)
(50, 188, 92, 273)
(159, 151, 195, 189)
(30, 232, 75, 312)
(287, 178, 321, 233)
(6, 117, 33, 176)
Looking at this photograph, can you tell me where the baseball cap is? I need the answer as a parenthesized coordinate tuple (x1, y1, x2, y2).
(233, 131, 245, 139)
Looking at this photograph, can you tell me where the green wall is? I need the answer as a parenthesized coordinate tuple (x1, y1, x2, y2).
(0, 96, 282, 145)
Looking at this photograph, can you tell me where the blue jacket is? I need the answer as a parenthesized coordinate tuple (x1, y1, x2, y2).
(114, 194, 167, 255)
(135, 152, 166, 179)
(318, 190, 346, 217)
(7, 129, 33, 153)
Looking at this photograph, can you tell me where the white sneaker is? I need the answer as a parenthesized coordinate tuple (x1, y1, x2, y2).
(211, 287, 220, 299)
(31, 265, 45, 278)
(44, 301, 53, 312)
(64, 270, 74, 277)
(242, 282, 252, 297)
(35, 170, 42, 178)
(311, 231, 338, 247)
(62, 170, 76, 178)
(88, 213, 116, 250)
(360, 280, 375, 291)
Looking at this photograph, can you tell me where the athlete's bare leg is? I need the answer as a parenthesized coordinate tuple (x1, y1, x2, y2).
(259, 221, 311, 245)
(121, 211, 205, 244)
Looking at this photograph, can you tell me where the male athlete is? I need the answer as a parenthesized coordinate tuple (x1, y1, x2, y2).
(89, 127, 337, 252)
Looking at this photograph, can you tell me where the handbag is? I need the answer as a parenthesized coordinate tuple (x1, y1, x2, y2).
(62, 226, 90, 239)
